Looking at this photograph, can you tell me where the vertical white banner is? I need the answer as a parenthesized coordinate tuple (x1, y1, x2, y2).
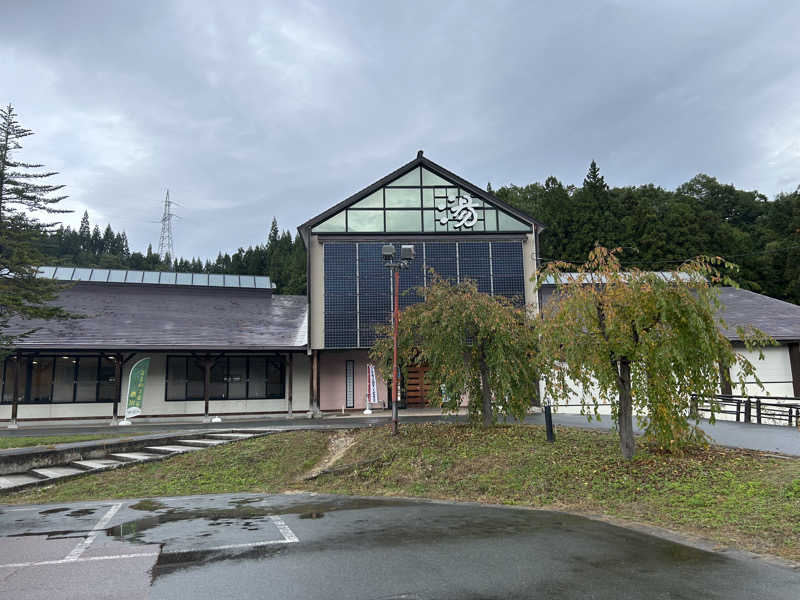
(368, 364, 379, 404)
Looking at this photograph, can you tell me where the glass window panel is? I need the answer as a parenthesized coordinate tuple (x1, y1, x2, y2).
(167, 357, 187, 401)
(422, 168, 453, 186)
(346, 209, 383, 232)
(159, 271, 177, 284)
(108, 269, 126, 282)
(312, 211, 346, 233)
(37, 266, 57, 279)
(266, 357, 284, 398)
(142, 271, 160, 284)
(29, 358, 53, 403)
(484, 209, 497, 231)
(423, 210, 436, 231)
(52, 267, 75, 280)
(2, 358, 17, 404)
(498, 212, 531, 231)
(345, 360, 354, 408)
(208, 274, 224, 287)
(98, 357, 116, 402)
(72, 268, 92, 281)
(210, 361, 226, 399)
(89, 269, 109, 282)
(52, 357, 75, 403)
(386, 167, 420, 187)
(76, 357, 98, 402)
(386, 210, 422, 232)
(224, 274, 240, 287)
(227, 357, 247, 399)
(254, 276, 269, 289)
(125, 270, 144, 283)
(385, 188, 421, 208)
(248, 357, 266, 398)
(187, 360, 204, 399)
(240, 275, 255, 288)
(192, 273, 209, 286)
(350, 190, 382, 209)
(176, 272, 193, 285)
(422, 188, 435, 207)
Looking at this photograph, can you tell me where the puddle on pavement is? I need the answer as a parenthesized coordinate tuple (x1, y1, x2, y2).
(39, 507, 70, 515)
(66, 508, 96, 518)
(299, 512, 325, 519)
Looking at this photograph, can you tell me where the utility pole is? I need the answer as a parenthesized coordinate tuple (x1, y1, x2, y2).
(382, 244, 416, 435)
(158, 189, 176, 261)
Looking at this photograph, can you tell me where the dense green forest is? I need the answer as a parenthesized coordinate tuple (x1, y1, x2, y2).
(495, 162, 800, 305)
(36, 214, 307, 295)
(34, 162, 800, 303)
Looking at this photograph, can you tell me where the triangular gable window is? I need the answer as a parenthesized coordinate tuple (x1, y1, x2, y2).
(312, 166, 531, 234)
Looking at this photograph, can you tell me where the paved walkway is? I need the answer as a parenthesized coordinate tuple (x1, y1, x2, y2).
(2, 409, 798, 456)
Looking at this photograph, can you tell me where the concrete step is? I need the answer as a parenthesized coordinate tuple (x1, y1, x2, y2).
(109, 452, 163, 462)
(70, 458, 126, 470)
(205, 433, 255, 440)
(30, 466, 86, 479)
(145, 445, 202, 454)
(176, 439, 228, 447)
(0, 473, 46, 489)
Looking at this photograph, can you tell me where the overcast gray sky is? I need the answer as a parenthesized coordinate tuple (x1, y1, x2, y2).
(3, 1, 799, 259)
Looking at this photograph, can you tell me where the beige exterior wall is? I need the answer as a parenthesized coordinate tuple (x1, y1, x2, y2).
(522, 231, 539, 313)
(309, 232, 325, 351)
(0, 352, 310, 421)
(319, 350, 388, 411)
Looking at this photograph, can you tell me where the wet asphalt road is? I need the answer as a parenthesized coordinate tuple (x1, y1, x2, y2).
(0, 493, 798, 600)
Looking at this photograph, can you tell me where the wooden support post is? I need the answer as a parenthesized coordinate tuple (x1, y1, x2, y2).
(789, 343, 800, 398)
(203, 359, 212, 421)
(719, 361, 733, 396)
(112, 354, 122, 425)
(287, 353, 293, 418)
(311, 350, 320, 417)
(9, 353, 22, 429)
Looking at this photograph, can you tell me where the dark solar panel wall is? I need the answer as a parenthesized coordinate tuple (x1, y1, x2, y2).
(491, 241, 525, 301)
(324, 243, 358, 348)
(357, 242, 391, 348)
(425, 243, 458, 284)
(398, 242, 425, 309)
(323, 240, 525, 348)
(458, 242, 492, 294)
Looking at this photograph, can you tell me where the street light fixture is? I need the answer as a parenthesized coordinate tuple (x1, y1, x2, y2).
(383, 243, 415, 435)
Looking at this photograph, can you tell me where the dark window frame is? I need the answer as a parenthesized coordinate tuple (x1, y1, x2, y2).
(164, 355, 286, 402)
(0, 354, 116, 405)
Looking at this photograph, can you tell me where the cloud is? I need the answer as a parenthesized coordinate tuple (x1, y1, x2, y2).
(2, 0, 799, 259)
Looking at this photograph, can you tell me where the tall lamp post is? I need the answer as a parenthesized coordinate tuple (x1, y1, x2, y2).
(382, 243, 415, 435)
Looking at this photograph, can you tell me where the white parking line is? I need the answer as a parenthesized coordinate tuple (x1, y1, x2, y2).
(270, 515, 299, 543)
(0, 513, 300, 569)
(63, 502, 123, 562)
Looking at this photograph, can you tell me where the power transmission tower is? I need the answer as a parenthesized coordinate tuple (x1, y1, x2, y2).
(158, 189, 176, 260)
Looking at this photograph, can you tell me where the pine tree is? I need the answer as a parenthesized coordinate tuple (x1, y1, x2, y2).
(0, 103, 72, 355)
(78, 211, 91, 252)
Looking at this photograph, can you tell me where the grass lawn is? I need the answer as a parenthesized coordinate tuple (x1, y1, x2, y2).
(2, 424, 798, 562)
(0, 433, 155, 450)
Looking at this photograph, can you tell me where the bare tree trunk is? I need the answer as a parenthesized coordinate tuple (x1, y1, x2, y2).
(479, 354, 492, 428)
(616, 357, 635, 460)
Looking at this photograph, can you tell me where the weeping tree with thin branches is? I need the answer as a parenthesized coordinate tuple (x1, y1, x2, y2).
(370, 275, 539, 427)
(0, 103, 72, 355)
(537, 246, 772, 459)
